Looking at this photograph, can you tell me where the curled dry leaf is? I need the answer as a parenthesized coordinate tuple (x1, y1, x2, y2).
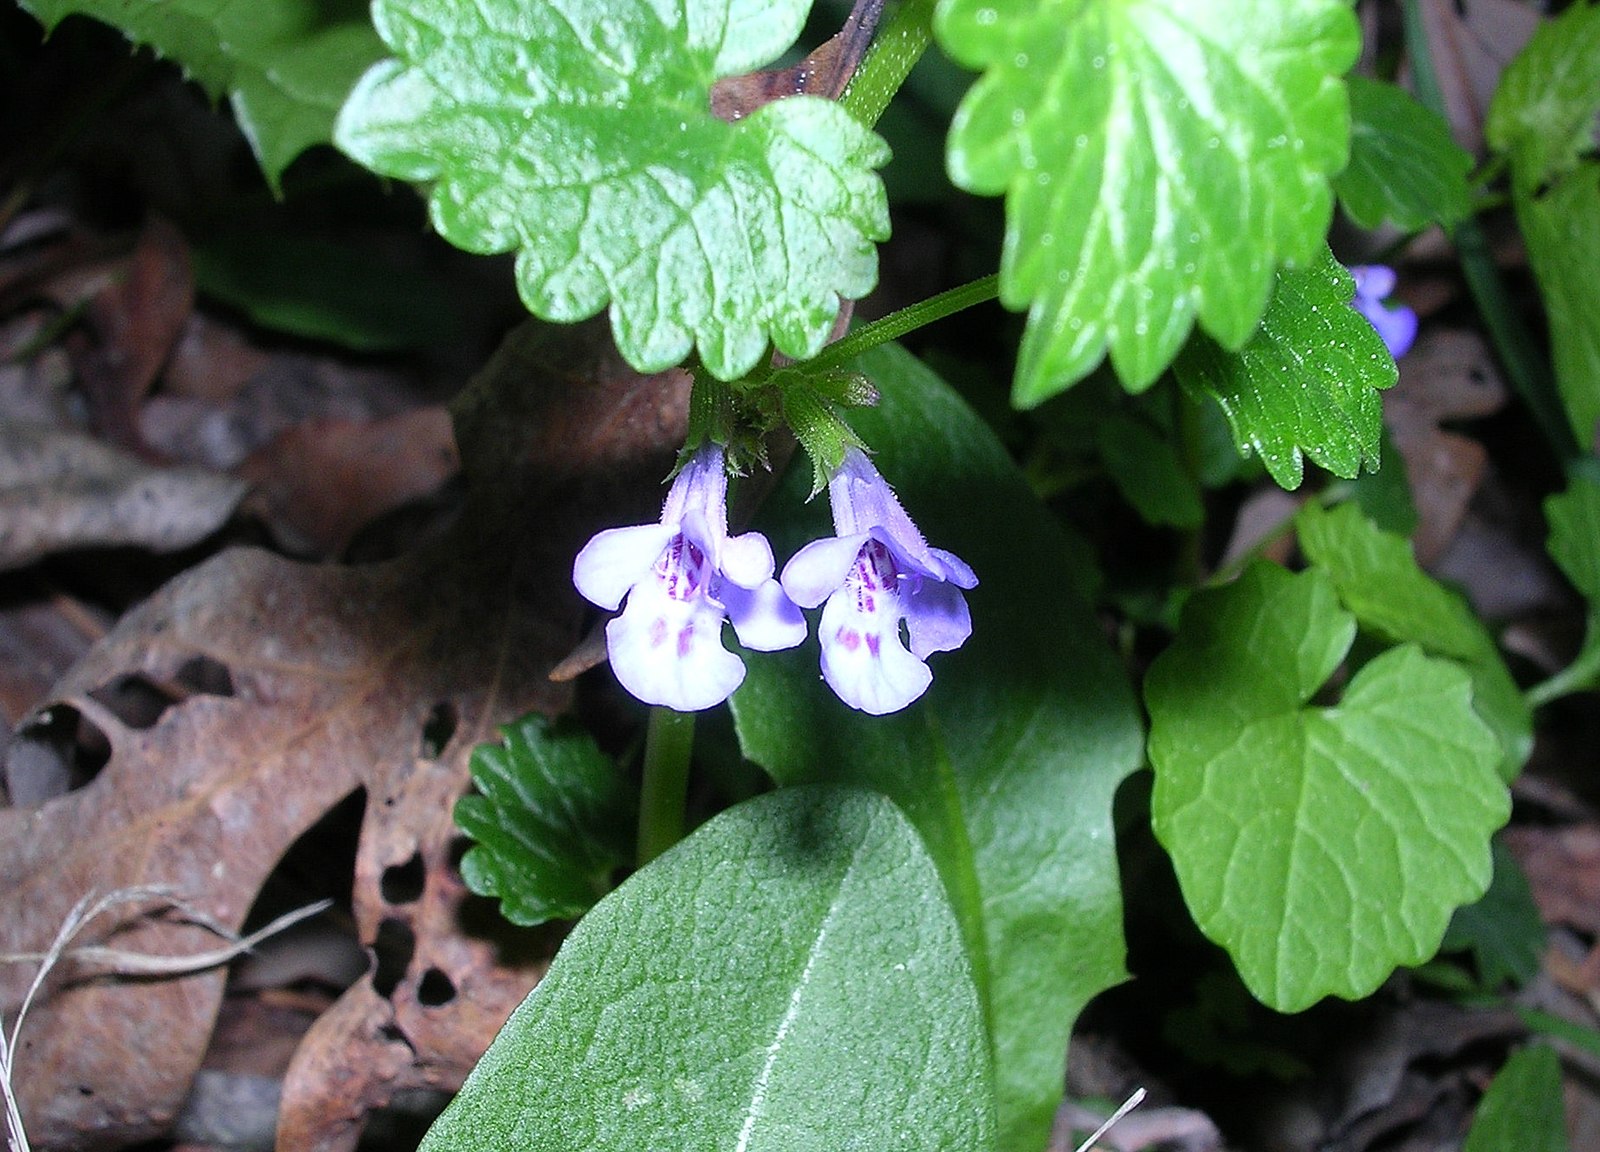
(0, 421, 246, 572)
(1413, 0, 1541, 154)
(0, 319, 689, 1152)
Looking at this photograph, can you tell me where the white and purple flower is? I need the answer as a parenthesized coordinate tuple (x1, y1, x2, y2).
(573, 444, 805, 711)
(780, 448, 977, 715)
(1348, 264, 1418, 359)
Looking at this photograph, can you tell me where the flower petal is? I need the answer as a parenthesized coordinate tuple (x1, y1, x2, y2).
(780, 533, 870, 608)
(1366, 301, 1418, 359)
(817, 588, 932, 715)
(904, 580, 972, 658)
(572, 523, 675, 610)
(721, 577, 807, 652)
(927, 547, 978, 590)
(605, 582, 745, 711)
(720, 531, 776, 588)
(1349, 264, 1397, 301)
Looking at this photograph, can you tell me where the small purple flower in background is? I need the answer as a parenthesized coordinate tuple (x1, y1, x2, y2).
(780, 448, 977, 715)
(1348, 264, 1418, 359)
(573, 444, 805, 711)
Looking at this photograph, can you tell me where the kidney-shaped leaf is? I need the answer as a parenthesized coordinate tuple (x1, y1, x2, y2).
(419, 785, 996, 1152)
(936, 0, 1358, 401)
(1146, 562, 1508, 1011)
(335, 0, 890, 381)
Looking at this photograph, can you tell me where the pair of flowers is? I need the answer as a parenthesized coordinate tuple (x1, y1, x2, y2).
(573, 445, 976, 715)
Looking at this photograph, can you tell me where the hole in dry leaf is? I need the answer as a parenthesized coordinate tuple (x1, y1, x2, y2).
(371, 918, 415, 998)
(88, 673, 181, 730)
(4, 704, 111, 804)
(380, 852, 426, 905)
(175, 654, 235, 698)
(419, 702, 457, 758)
(417, 967, 456, 1006)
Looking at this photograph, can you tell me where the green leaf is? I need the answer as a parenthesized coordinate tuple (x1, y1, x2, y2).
(1464, 1045, 1571, 1152)
(421, 786, 996, 1152)
(1514, 166, 1600, 448)
(1442, 840, 1545, 988)
(1096, 413, 1204, 529)
(1296, 501, 1532, 781)
(935, 0, 1358, 402)
(18, 0, 383, 192)
(192, 226, 460, 352)
(334, 0, 890, 381)
(1336, 77, 1473, 230)
(1173, 248, 1397, 490)
(1485, 0, 1600, 187)
(1146, 562, 1509, 1011)
(1547, 474, 1600, 600)
(454, 714, 634, 927)
(732, 343, 1143, 1152)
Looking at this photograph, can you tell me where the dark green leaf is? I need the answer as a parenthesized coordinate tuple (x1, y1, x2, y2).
(422, 786, 996, 1152)
(733, 343, 1143, 1152)
(1296, 501, 1532, 780)
(1442, 840, 1545, 988)
(18, 0, 383, 192)
(935, 0, 1359, 401)
(1337, 77, 1472, 230)
(1146, 562, 1508, 1011)
(335, 0, 889, 380)
(1464, 1045, 1571, 1152)
(1486, 0, 1600, 187)
(1174, 248, 1397, 490)
(454, 714, 634, 927)
(1547, 474, 1600, 600)
(1096, 414, 1204, 528)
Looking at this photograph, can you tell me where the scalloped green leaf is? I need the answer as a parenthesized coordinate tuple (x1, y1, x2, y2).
(935, 0, 1359, 403)
(454, 714, 634, 927)
(334, 0, 890, 381)
(1464, 1045, 1571, 1152)
(1146, 562, 1508, 1012)
(1337, 77, 1473, 230)
(1485, 0, 1600, 187)
(1173, 248, 1397, 490)
(1296, 501, 1532, 781)
(733, 343, 1143, 1152)
(18, 0, 382, 192)
(421, 786, 996, 1152)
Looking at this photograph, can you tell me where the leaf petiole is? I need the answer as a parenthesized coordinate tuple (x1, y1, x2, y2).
(793, 273, 1001, 379)
(840, 0, 938, 128)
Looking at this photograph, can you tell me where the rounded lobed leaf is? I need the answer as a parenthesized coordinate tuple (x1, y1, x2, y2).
(1146, 563, 1509, 1012)
(335, 0, 890, 380)
(935, 0, 1358, 403)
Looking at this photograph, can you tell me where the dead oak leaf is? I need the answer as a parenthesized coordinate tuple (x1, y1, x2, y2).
(0, 320, 689, 1151)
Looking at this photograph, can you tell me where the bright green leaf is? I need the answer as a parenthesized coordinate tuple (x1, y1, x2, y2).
(454, 714, 634, 927)
(1485, 0, 1600, 187)
(18, 0, 382, 192)
(1337, 77, 1472, 230)
(733, 343, 1143, 1152)
(421, 786, 996, 1152)
(1514, 166, 1600, 448)
(335, 0, 890, 381)
(1442, 840, 1545, 988)
(1146, 562, 1508, 1011)
(1464, 1045, 1571, 1152)
(1173, 248, 1397, 490)
(1096, 414, 1204, 528)
(935, 0, 1358, 402)
(1296, 501, 1532, 781)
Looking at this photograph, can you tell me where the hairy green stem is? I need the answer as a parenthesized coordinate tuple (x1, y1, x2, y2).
(1400, 0, 1579, 467)
(801, 273, 1000, 375)
(637, 707, 696, 866)
(840, 0, 939, 128)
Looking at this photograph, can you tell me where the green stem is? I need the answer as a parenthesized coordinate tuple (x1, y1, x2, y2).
(636, 707, 696, 866)
(840, 0, 938, 128)
(799, 273, 1000, 375)
(1524, 625, 1600, 708)
(1401, 0, 1579, 468)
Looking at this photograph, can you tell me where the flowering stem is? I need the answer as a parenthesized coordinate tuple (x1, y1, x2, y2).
(637, 707, 696, 866)
(802, 273, 1001, 376)
(840, 0, 938, 129)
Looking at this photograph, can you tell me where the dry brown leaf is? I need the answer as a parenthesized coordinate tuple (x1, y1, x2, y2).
(0, 319, 689, 1151)
(237, 408, 460, 558)
(1386, 328, 1508, 565)
(0, 421, 246, 572)
(1413, 0, 1541, 154)
(1505, 824, 1600, 938)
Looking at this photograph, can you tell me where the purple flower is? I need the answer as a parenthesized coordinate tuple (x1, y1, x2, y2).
(780, 448, 977, 715)
(1348, 265, 1418, 359)
(573, 444, 805, 711)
